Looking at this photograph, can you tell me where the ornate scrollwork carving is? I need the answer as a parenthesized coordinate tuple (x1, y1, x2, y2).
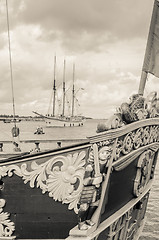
(107, 194, 149, 240)
(122, 132, 133, 154)
(88, 140, 113, 165)
(96, 139, 114, 149)
(149, 125, 158, 143)
(108, 210, 130, 239)
(142, 127, 150, 145)
(133, 150, 155, 197)
(89, 141, 113, 164)
(0, 199, 15, 237)
(133, 128, 143, 149)
(0, 151, 86, 213)
(114, 125, 159, 161)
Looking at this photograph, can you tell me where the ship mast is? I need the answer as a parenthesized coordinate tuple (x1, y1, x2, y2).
(53, 55, 56, 117)
(138, 0, 158, 95)
(71, 63, 75, 117)
(62, 59, 66, 117)
(138, 71, 148, 95)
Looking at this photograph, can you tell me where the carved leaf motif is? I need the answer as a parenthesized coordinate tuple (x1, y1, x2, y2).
(0, 166, 8, 178)
(149, 126, 158, 143)
(47, 151, 86, 213)
(133, 128, 143, 149)
(0, 151, 86, 213)
(115, 125, 159, 160)
(20, 162, 48, 193)
(0, 165, 22, 179)
(0, 199, 15, 237)
(142, 127, 150, 145)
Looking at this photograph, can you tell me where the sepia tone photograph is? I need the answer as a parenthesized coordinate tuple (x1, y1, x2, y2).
(0, 0, 159, 239)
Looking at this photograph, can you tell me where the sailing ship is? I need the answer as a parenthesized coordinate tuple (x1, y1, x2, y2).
(33, 57, 84, 127)
(1, 1, 159, 240)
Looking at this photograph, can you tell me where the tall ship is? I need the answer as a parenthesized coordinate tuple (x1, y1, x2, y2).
(1, 1, 159, 240)
(33, 57, 84, 127)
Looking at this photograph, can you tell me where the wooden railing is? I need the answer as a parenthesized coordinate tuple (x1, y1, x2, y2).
(0, 118, 159, 240)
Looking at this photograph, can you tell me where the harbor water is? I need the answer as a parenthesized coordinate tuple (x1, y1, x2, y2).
(0, 118, 159, 239)
(0, 118, 100, 153)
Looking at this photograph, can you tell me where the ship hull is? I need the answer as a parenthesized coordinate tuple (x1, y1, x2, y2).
(2, 175, 77, 239)
(45, 117, 84, 127)
(0, 118, 159, 240)
(32, 111, 84, 127)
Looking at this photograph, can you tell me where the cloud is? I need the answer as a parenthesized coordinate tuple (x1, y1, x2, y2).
(4, 0, 153, 53)
(17, 0, 152, 36)
(0, 0, 155, 118)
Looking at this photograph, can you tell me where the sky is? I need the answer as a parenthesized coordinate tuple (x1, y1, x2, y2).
(0, 0, 157, 119)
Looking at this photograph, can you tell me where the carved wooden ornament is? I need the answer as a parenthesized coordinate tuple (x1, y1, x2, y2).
(133, 150, 154, 197)
(0, 151, 86, 213)
(0, 199, 15, 237)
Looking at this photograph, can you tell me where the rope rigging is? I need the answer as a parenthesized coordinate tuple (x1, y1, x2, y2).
(5, 0, 16, 128)
(5, 0, 20, 148)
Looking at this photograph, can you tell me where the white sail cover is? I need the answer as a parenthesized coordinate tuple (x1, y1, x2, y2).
(142, 0, 159, 77)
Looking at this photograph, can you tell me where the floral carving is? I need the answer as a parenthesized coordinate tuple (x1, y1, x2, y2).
(0, 199, 15, 237)
(133, 128, 143, 149)
(97, 140, 114, 148)
(47, 151, 86, 213)
(0, 151, 86, 213)
(114, 125, 159, 161)
(142, 127, 150, 145)
(149, 126, 158, 143)
(122, 132, 133, 154)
